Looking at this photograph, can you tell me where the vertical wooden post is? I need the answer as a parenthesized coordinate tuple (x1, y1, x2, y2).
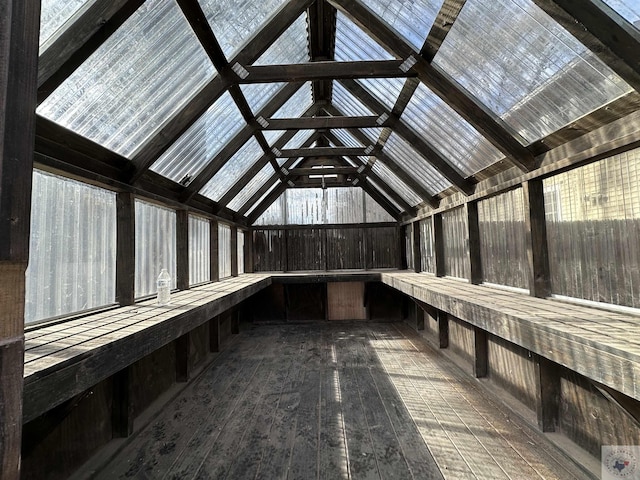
(112, 366, 134, 437)
(116, 192, 136, 305)
(283, 229, 289, 273)
(0, 2, 40, 477)
(438, 311, 449, 349)
(209, 315, 220, 352)
(473, 327, 488, 378)
(362, 227, 369, 270)
(523, 180, 552, 298)
(175, 333, 190, 383)
(466, 202, 483, 285)
(210, 219, 219, 282)
(399, 225, 408, 269)
(433, 214, 446, 277)
(534, 354, 561, 432)
(415, 302, 425, 330)
(412, 221, 422, 273)
(176, 210, 189, 290)
(323, 228, 328, 271)
(245, 229, 254, 273)
(230, 226, 238, 277)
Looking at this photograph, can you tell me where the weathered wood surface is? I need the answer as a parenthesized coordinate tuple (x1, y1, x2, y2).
(91, 323, 588, 479)
(381, 272, 640, 402)
(23, 274, 272, 423)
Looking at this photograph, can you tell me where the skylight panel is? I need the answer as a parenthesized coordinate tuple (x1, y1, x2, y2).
(39, 0, 91, 51)
(359, 0, 445, 51)
(434, 0, 633, 144)
(383, 133, 452, 195)
(367, 178, 404, 212)
(198, 0, 288, 58)
(402, 83, 504, 177)
(241, 83, 286, 115)
(246, 181, 281, 217)
(356, 77, 405, 110)
(364, 192, 397, 221)
(603, 0, 640, 29)
(362, 128, 383, 143)
(38, 0, 217, 158)
(263, 130, 287, 146)
(283, 130, 314, 149)
(333, 129, 363, 148)
(370, 161, 423, 207)
(271, 82, 313, 118)
(150, 91, 245, 183)
(253, 13, 310, 65)
(199, 137, 264, 201)
(334, 12, 396, 61)
(228, 163, 276, 211)
(332, 82, 376, 117)
(252, 186, 285, 224)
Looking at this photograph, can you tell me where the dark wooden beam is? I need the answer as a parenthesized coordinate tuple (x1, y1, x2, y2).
(534, 355, 562, 432)
(127, 0, 314, 180)
(473, 327, 488, 378)
(277, 146, 367, 157)
(175, 333, 190, 383)
(289, 166, 358, 176)
(466, 201, 482, 284)
(262, 115, 384, 129)
(0, 1, 40, 477)
(209, 315, 220, 352)
(438, 311, 449, 348)
(531, 0, 640, 94)
(328, 0, 537, 172)
(176, 210, 190, 290)
(116, 192, 136, 306)
(240, 60, 412, 83)
(523, 180, 552, 298)
(288, 178, 356, 188)
(308, 0, 336, 104)
(433, 214, 446, 277)
(210, 219, 219, 282)
(339, 78, 475, 195)
(421, 0, 467, 61)
(111, 366, 134, 437)
(231, 226, 239, 277)
(37, 0, 145, 104)
(176, 0, 228, 71)
(412, 221, 422, 273)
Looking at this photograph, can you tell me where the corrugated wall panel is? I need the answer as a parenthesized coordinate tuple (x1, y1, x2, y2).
(218, 223, 232, 278)
(189, 214, 210, 285)
(442, 206, 469, 279)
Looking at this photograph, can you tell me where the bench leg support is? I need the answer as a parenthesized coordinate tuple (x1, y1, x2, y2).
(112, 366, 134, 437)
(209, 316, 220, 353)
(473, 327, 488, 378)
(438, 311, 449, 349)
(175, 333, 190, 383)
(535, 354, 561, 432)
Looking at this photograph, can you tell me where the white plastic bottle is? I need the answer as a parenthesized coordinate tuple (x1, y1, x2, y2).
(157, 268, 171, 305)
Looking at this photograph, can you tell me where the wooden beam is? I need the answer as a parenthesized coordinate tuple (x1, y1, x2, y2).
(240, 60, 412, 83)
(534, 354, 562, 432)
(523, 180, 551, 298)
(116, 192, 136, 306)
(176, 210, 190, 290)
(176, 0, 228, 71)
(231, 226, 239, 277)
(247, 181, 288, 224)
(127, 0, 314, 180)
(466, 202, 482, 284)
(421, 0, 467, 61)
(175, 333, 190, 383)
(210, 219, 219, 282)
(37, 0, 144, 103)
(531, 0, 640, 94)
(339, 79, 475, 195)
(209, 316, 220, 352)
(433, 214, 446, 277)
(359, 181, 402, 220)
(0, 1, 40, 477)
(328, 0, 537, 172)
(289, 166, 358, 176)
(438, 311, 449, 349)
(308, 0, 336, 104)
(473, 327, 488, 378)
(111, 366, 134, 437)
(277, 146, 367, 157)
(262, 115, 384, 129)
(412, 221, 422, 273)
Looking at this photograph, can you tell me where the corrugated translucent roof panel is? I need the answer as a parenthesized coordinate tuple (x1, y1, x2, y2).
(383, 133, 452, 195)
(150, 91, 245, 183)
(332, 129, 363, 147)
(240, 83, 286, 115)
(359, 0, 444, 51)
(369, 160, 423, 206)
(246, 181, 281, 216)
(39, 0, 91, 50)
(434, 0, 633, 144)
(364, 192, 396, 222)
(603, 0, 640, 29)
(199, 0, 288, 58)
(252, 187, 285, 224)
(272, 82, 314, 118)
(263, 130, 286, 145)
(283, 130, 314, 149)
(253, 13, 310, 65)
(332, 81, 376, 116)
(366, 178, 404, 211)
(199, 137, 264, 201)
(228, 163, 275, 211)
(356, 77, 405, 110)
(334, 12, 396, 61)
(362, 128, 383, 143)
(402, 82, 504, 176)
(38, 0, 217, 158)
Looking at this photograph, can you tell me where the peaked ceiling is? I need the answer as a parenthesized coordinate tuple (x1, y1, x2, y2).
(34, 0, 640, 225)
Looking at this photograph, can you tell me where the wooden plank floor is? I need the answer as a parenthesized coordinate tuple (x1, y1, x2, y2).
(91, 322, 591, 480)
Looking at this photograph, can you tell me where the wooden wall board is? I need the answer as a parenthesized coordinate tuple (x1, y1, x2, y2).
(327, 282, 366, 320)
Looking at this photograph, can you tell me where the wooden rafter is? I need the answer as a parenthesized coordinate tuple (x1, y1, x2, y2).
(127, 0, 314, 182)
(531, 0, 640, 94)
(37, 0, 145, 104)
(176, 0, 228, 71)
(308, 0, 336, 104)
(339, 79, 475, 195)
(277, 146, 366, 157)
(328, 0, 537, 173)
(261, 116, 386, 129)
(421, 0, 467, 61)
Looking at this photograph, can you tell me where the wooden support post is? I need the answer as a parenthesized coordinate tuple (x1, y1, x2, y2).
(362, 227, 369, 270)
(283, 229, 289, 273)
(231, 309, 240, 335)
(412, 221, 422, 273)
(473, 327, 488, 378)
(523, 180, 552, 298)
(245, 229, 254, 273)
(323, 229, 328, 272)
(111, 366, 134, 437)
(415, 302, 425, 331)
(210, 219, 219, 282)
(209, 316, 220, 353)
(175, 333, 190, 383)
(534, 354, 561, 432)
(438, 311, 449, 349)
(433, 214, 446, 277)
(0, 2, 40, 477)
(399, 226, 408, 269)
(116, 192, 136, 305)
(230, 226, 238, 277)
(466, 202, 483, 285)
(176, 210, 189, 290)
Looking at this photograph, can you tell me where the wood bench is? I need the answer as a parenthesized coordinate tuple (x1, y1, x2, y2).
(23, 274, 272, 423)
(380, 272, 640, 408)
